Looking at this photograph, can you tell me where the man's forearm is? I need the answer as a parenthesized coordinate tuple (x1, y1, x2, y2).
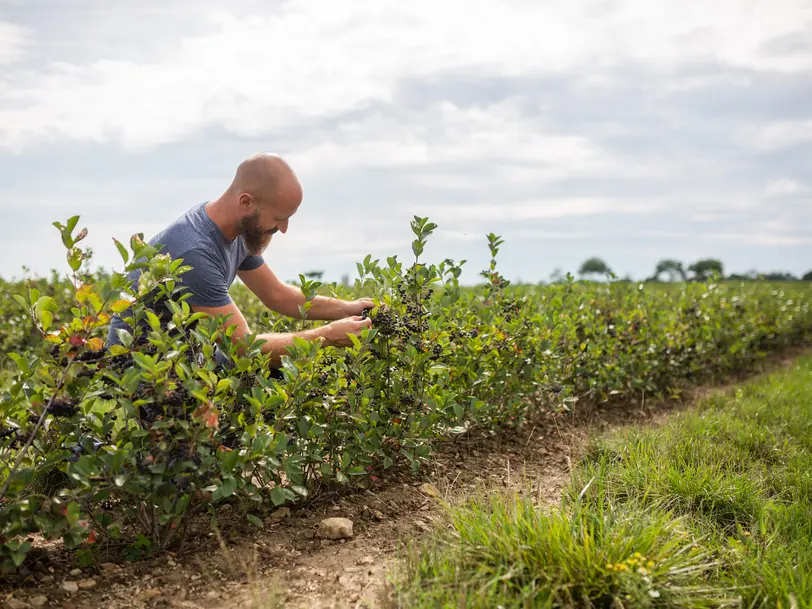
(247, 327, 326, 368)
(270, 283, 347, 320)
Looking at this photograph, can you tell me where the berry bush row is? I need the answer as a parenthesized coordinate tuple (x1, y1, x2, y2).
(0, 216, 810, 572)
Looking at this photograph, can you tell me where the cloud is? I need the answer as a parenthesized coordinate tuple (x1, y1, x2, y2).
(0, 1, 811, 283)
(428, 198, 658, 224)
(764, 178, 806, 196)
(742, 120, 812, 152)
(0, 20, 28, 65)
(2, 0, 812, 152)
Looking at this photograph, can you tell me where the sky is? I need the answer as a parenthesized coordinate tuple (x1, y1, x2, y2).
(1, 0, 811, 286)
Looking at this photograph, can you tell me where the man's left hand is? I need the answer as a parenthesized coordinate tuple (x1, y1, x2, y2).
(341, 298, 376, 318)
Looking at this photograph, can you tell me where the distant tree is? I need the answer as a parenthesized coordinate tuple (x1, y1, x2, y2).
(549, 267, 565, 284)
(688, 258, 724, 281)
(653, 259, 687, 282)
(804, 270, 812, 282)
(761, 272, 797, 281)
(578, 257, 612, 279)
(304, 270, 325, 281)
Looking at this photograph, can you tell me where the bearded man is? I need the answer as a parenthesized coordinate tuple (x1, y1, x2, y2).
(106, 152, 373, 367)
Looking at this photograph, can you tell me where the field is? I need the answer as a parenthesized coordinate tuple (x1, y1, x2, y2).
(396, 353, 812, 608)
(1, 216, 811, 607)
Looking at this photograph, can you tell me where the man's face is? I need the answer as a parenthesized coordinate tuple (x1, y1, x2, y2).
(238, 190, 299, 255)
(238, 208, 277, 256)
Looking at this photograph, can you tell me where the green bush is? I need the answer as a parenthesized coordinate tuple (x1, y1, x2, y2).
(0, 215, 810, 572)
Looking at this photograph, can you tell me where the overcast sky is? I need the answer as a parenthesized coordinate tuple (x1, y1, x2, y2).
(1, 0, 811, 285)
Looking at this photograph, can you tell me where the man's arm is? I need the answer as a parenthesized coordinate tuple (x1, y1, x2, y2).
(190, 301, 371, 368)
(237, 263, 373, 321)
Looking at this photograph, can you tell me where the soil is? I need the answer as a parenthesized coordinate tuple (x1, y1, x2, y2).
(1, 348, 807, 609)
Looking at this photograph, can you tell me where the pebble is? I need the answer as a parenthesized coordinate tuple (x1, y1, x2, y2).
(373, 510, 384, 520)
(141, 589, 162, 600)
(62, 581, 79, 593)
(100, 562, 119, 572)
(358, 556, 375, 565)
(270, 507, 291, 520)
(78, 578, 97, 590)
(317, 517, 354, 539)
(413, 519, 430, 532)
(6, 599, 29, 609)
(30, 597, 48, 608)
(419, 483, 440, 498)
(69, 568, 83, 577)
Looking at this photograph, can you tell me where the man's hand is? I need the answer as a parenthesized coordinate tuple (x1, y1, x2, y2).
(341, 298, 376, 318)
(318, 316, 373, 347)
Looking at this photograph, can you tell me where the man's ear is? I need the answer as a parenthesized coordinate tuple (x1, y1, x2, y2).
(238, 193, 254, 210)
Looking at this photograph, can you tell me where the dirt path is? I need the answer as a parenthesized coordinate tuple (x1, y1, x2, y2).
(2, 349, 806, 609)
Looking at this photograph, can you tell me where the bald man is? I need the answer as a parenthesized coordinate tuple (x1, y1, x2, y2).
(106, 153, 373, 368)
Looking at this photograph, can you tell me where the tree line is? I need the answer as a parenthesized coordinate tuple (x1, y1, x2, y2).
(568, 257, 812, 283)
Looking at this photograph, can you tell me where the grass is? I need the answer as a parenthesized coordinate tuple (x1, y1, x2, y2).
(391, 354, 812, 608)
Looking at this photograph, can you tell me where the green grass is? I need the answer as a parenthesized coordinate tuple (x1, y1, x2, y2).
(392, 354, 812, 608)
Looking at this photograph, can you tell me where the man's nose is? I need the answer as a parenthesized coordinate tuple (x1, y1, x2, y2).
(278, 219, 289, 234)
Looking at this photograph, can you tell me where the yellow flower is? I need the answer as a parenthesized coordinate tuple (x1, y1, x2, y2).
(647, 561, 655, 568)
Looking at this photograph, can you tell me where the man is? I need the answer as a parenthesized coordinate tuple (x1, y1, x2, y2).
(106, 152, 373, 367)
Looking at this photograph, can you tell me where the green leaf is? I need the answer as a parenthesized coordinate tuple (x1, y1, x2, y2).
(219, 476, 238, 499)
(336, 471, 349, 485)
(291, 485, 309, 497)
(113, 238, 130, 264)
(247, 514, 264, 528)
(39, 310, 53, 331)
(116, 328, 133, 347)
(271, 485, 287, 506)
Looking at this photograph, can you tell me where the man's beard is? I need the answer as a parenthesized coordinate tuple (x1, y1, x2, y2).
(239, 211, 276, 256)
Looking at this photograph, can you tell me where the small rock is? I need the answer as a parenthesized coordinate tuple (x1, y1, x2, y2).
(331, 504, 341, 512)
(30, 597, 48, 608)
(40, 575, 54, 584)
(206, 591, 220, 599)
(413, 519, 430, 532)
(141, 589, 162, 600)
(270, 507, 291, 520)
(358, 556, 375, 565)
(317, 517, 354, 539)
(69, 568, 83, 577)
(373, 510, 384, 520)
(419, 483, 440, 499)
(100, 562, 119, 572)
(77, 578, 97, 590)
(62, 581, 79, 593)
(6, 599, 30, 609)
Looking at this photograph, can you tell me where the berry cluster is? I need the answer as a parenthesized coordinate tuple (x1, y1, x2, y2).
(49, 398, 78, 418)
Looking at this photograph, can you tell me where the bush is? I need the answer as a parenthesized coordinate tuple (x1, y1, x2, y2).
(0, 215, 810, 572)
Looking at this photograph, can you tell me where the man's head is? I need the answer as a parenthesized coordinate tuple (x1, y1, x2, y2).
(227, 153, 303, 255)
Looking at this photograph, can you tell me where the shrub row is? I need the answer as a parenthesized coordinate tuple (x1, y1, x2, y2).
(0, 216, 810, 572)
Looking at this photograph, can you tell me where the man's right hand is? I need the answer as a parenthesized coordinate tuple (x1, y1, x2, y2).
(319, 315, 373, 347)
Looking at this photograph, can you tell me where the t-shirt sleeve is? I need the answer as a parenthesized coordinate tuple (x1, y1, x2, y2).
(238, 254, 265, 271)
(176, 248, 233, 308)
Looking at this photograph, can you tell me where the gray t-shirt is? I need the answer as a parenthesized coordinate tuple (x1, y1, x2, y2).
(106, 202, 264, 363)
